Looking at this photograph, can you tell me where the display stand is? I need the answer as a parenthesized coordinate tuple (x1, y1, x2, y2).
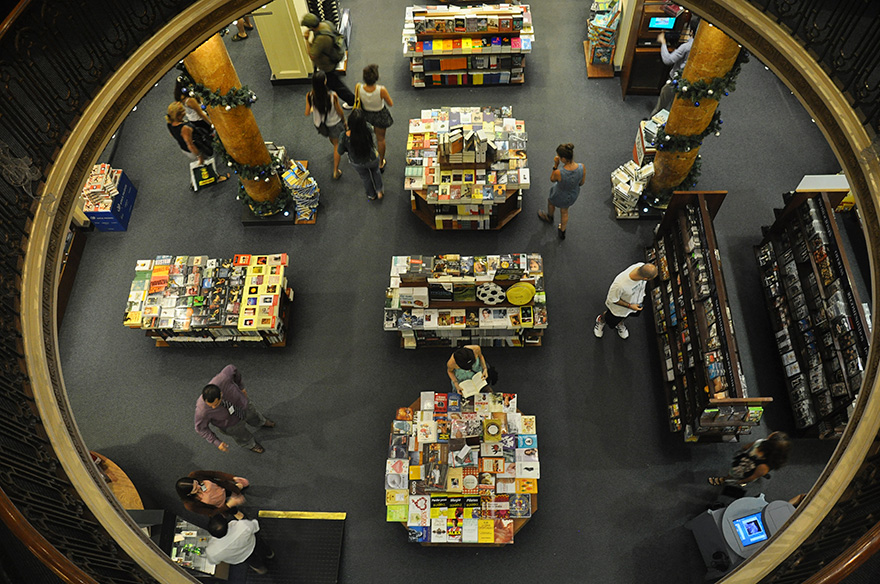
(124, 253, 292, 348)
(646, 191, 771, 442)
(385, 394, 538, 545)
(405, 106, 527, 231)
(755, 190, 868, 437)
(402, 4, 534, 87)
(385, 253, 546, 349)
(585, 3, 619, 78)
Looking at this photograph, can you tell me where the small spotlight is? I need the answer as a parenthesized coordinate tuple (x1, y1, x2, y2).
(283, 210, 290, 216)
(131, 106, 137, 112)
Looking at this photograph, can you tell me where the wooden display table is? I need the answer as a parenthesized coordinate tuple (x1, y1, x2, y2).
(385, 394, 538, 546)
(90, 451, 143, 510)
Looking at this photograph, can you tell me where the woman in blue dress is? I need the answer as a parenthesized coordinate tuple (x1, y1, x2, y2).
(446, 345, 489, 393)
(537, 143, 585, 240)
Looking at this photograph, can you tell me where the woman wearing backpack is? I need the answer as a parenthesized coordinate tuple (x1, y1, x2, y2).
(305, 71, 346, 180)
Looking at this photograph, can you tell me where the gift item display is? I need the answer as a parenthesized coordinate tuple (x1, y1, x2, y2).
(385, 253, 546, 349)
(385, 392, 538, 545)
(645, 192, 771, 442)
(755, 191, 869, 437)
(612, 109, 667, 219)
(81, 163, 138, 231)
(402, 4, 534, 87)
(406, 106, 528, 230)
(123, 253, 292, 347)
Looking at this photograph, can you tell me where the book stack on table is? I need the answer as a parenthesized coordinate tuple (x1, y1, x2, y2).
(385, 391, 538, 544)
(123, 253, 292, 347)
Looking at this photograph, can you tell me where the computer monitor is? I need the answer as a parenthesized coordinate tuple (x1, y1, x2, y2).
(732, 512, 769, 547)
(647, 16, 677, 31)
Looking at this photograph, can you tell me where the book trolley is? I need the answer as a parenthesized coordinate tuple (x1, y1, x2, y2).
(402, 4, 534, 87)
(755, 191, 868, 437)
(645, 192, 771, 442)
(384, 253, 547, 349)
(123, 253, 292, 348)
(405, 106, 528, 231)
(385, 392, 538, 545)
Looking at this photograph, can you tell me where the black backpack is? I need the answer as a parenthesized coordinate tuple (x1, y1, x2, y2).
(316, 26, 346, 64)
(187, 123, 214, 157)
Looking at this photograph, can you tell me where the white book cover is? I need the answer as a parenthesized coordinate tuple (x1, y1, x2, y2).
(430, 517, 448, 543)
(420, 391, 435, 410)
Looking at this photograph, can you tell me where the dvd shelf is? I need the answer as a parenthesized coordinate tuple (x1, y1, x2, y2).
(123, 253, 293, 348)
(402, 4, 534, 87)
(386, 392, 537, 545)
(384, 253, 546, 349)
(645, 192, 771, 442)
(755, 191, 868, 437)
(405, 106, 527, 231)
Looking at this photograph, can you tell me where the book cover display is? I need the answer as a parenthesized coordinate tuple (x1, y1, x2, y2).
(385, 253, 547, 349)
(386, 392, 537, 544)
(402, 4, 534, 87)
(405, 105, 529, 231)
(123, 253, 291, 347)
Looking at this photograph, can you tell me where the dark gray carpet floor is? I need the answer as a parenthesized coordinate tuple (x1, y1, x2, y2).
(58, 1, 857, 582)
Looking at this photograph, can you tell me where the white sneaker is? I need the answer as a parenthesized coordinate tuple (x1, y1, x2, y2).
(616, 323, 629, 339)
(593, 315, 605, 338)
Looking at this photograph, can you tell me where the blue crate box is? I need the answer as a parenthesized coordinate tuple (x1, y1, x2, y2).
(84, 172, 137, 231)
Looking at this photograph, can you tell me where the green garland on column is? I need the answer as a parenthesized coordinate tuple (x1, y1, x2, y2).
(671, 49, 750, 103)
(211, 137, 291, 217)
(175, 65, 258, 109)
(653, 109, 724, 153)
(235, 181, 294, 218)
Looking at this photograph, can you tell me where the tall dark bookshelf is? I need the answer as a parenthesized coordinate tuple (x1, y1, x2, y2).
(755, 191, 868, 437)
(646, 191, 771, 442)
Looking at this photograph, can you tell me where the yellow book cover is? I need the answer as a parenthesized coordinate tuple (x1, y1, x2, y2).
(386, 505, 408, 522)
(446, 467, 463, 492)
(124, 311, 142, 328)
(385, 490, 409, 506)
(409, 464, 424, 480)
(457, 205, 469, 216)
(462, 38, 472, 53)
(473, 73, 484, 85)
(515, 478, 538, 493)
(477, 519, 495, 543)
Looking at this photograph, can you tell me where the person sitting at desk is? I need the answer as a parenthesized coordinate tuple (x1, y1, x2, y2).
(446, 345, 489, 393)
(650, 16, 701, 117)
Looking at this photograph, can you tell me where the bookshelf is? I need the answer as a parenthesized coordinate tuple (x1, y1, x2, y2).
(645, 192, 771, 442)
(406, 106, 527, 231)
(123, 253, 293, 348)
(402, 4, 534, 87)
(755, 191, 868, 437)
(384, 253, 546, 349)
(386, 393, 537, 545)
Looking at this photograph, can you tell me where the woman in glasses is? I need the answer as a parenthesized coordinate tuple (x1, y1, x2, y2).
(175, 470, 249, 516)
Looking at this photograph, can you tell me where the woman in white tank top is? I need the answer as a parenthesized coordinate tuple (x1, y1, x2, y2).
(355, 64, 394, 171)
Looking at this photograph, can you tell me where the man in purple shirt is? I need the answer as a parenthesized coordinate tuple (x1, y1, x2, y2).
(195, 364, 275, 454)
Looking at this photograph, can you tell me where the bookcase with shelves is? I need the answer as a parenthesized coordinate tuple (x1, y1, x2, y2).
(402, 4, 534, 87)
(645, 192, 771, 442)
(384, 253, 546, 349)
(755, 191, 869, 437)
(123, 253, 293, 348)
(406, 106, 528, 231)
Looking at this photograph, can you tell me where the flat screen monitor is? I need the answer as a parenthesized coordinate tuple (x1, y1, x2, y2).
(732, 512, 769, 547)
(648, 16, 677, 31)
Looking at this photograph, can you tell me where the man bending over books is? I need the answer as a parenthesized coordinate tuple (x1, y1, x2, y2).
(447, 346, 489, 396)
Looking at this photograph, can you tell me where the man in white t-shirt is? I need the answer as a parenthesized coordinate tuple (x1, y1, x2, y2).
(205, 512, 275, 574)
(594, 262, 658, 339)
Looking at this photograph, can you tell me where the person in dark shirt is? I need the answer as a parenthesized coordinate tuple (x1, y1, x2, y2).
(194, 364, 275, 454)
